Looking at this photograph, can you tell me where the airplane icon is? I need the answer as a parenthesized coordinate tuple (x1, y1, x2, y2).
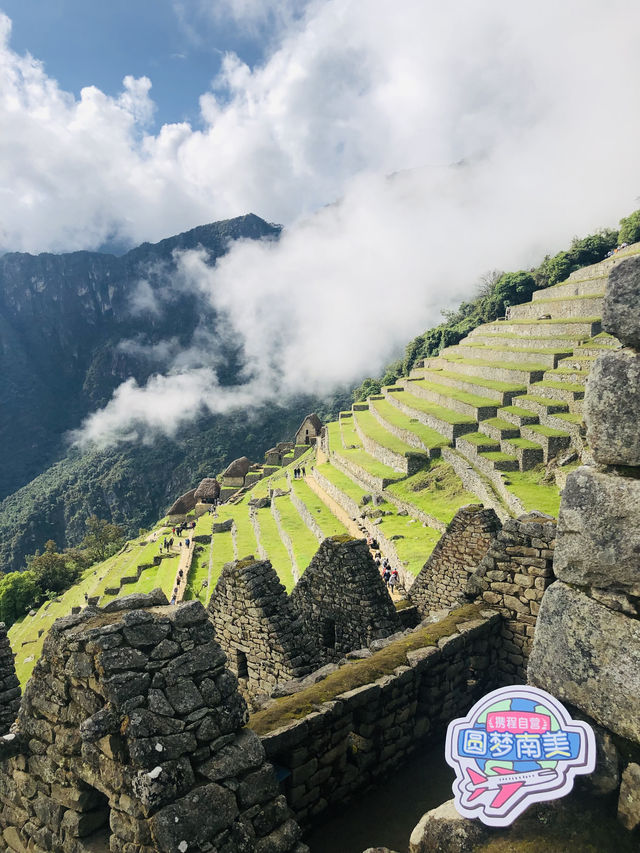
(464, 766, 559, 809)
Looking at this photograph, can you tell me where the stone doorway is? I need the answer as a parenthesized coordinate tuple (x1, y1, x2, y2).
(322, 617, 336, 649)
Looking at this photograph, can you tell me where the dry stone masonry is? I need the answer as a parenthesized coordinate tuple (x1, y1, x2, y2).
(468, 512, 556, 682)
(529, 255, 640, 760)
(0, 624, 20, 734)
(208, 558, 319, 702)
(409, 505, 501, 616)
(0, 590, 307, 853)
(289, 536, 400, 661)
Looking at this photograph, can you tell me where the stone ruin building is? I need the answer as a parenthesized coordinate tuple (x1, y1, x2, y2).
(0, 625, 20, 735)
(294, 414, 322, 447)
(208, 558, 319, 701)
(289, 535, 401, 661)
(0, 589, 308, 853)
(408, 504, 501, 617)
(529, 255, 640, 828)
(469, 510, 556, 682)
(194, 478, 221, 505)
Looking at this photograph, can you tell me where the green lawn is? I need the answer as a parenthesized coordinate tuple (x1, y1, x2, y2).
(233, 506, 258, 561)
(423, 370, 527, 393)
(353, 409, 429, 460)
(291, 479, 349, 538)
(390, 390, 475, 425)
(375, 513, 441, 577)
(255, 507, 296, 591)
(386, 461, 477, 525)
(501, 466, 561, 517)
(369, 399, 450, 450)
(273, 495, 321, 575)
(209, 529, 235, 592)
(314, 462, 367, 506)
(184, 542, 212, 604)
(339, 416, 364, 449)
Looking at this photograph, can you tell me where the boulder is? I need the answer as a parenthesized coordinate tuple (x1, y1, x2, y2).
(528, 582, 640, 742)
(584, 349, 640, 466)
(409, 799, 490, 853)
(554, 467, 640, 596)
(603, 255, 640, 349)
(213, 518, 233, 534)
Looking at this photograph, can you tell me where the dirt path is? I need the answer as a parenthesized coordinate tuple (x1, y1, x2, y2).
(174, 541, 195, 603)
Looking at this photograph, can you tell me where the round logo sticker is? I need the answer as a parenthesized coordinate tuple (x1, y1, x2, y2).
(445, 685, 596, 826)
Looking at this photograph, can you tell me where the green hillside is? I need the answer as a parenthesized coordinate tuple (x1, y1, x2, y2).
(9, 243, 638, 687)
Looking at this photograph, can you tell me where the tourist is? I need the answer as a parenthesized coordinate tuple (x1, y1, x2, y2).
(185, 537, 190, 547)
(389, 569, 399, 594)
(382, 566, 391, 588)
(302, 467, 306, 477)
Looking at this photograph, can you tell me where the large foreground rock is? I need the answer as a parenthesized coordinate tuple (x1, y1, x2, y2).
(584, 349, 640, 466)
(528, 582, 640, 742)
(409, 800, 489, 853)
(603, 255, 640, 349)
(554, 467, 640, 596)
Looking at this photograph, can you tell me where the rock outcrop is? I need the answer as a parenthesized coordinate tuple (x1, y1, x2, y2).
(529, 255, 640, 825)
(0, 591, 306, 853)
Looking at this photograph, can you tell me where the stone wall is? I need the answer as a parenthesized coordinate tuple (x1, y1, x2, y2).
(258, 609, 502, 826)
(529, 255, 640, 784)
(409, 505, 501, 616)
(208, 558, 318, 701)
(289, 536, 401, 661)
(0, 624, 20, 734)
(468, 512, 556, 683)
(0, 590, 307, 853)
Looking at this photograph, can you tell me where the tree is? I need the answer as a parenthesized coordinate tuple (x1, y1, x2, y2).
(0, 571, 39, 627)
(82, 515, 124, 563)
(619, 209, 640, 245)
(27, 540, 79, 594)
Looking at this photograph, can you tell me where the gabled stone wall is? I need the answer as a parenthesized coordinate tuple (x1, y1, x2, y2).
(0, 624, 20, 734)
(208, 558, 319, 699)
(289, 536, 400, 661)
(409, 505, 501, 616)
(468, 512, 556, 682)
(0, 590, 307, 853)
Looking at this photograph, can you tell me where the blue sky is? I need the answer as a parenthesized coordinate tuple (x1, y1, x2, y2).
(0, 0, 266, 128)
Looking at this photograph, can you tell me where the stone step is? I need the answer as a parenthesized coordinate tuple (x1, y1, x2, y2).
(479, 319, 601, 338)
(466, 332, 590, 350)
(532, 276, 607, 300)
(400, 376, 498, 420)
(478, 418, 521, 441)
(565, 244, 640, 280)
(456, 436, 520, 473)
(501, 436, 545, 471)
(512, 394, 570, 417)
(529, 381, 585, 403)
(434, 354, 546, 384)
(574, 345, 619, 358)
(440, 447, 511, 522)
(519, 424, 572, 462)
(368, 398, 448, 458)
(409, 368, 525, 405)
(382, 387, 478, 442)
(445, 343, 571, 369)
(352, 409, 430, 476)
(499, 406, 541, 427)
(543, 411, 585, 439)
(506, 294, 604, 321)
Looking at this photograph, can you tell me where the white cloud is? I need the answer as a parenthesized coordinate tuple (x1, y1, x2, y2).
(3, 2, 640, 442)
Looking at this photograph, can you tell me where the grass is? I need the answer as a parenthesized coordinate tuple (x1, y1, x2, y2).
(514, 395, 568, 410)
(386, 462, 477, 524)
(508, 437, 543, 450)
(370, 398, 450, 450)
(248, 603, 484, 734)
(467, 332, 589, 343)
(315, 461, 367, 506)
(532, 380, 585, 393)
(353, 409, 429, 460)
(553, 412, 584, 425)
(492, 317, 601, 325)
(409, 378, 496, 409)
(501, 465, 561, 516)
(424, 370, 527, 393)
(499, 405, 539, 419)
(184, 542, 211, 603)
(440, 354, 549, 373)
(375, 512, 441, 576)
(462, 342, 573, 356)
(481, 451, 518, 463)
(390, 390, 475, 425)
(329, 420, 404, 483)
(233, 506, 258, 560)
(291, 478, 349, 539)
(273, 495, 321, 574)
(526, 424, 571, 438)
(482, 418, 519, 432)
(255, 507, 296, 591)
(460, 433, 499, 448)
(209, 529, 235, 590)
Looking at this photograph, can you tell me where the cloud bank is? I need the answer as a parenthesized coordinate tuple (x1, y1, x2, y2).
(3, 1, 640, 444)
